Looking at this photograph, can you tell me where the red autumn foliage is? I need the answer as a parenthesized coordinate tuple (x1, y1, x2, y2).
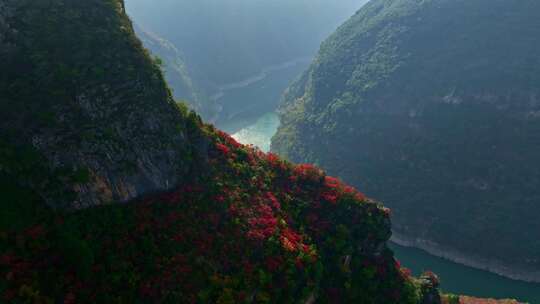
(294, 163, 323, 182)
(321, 191, 339, 204)
(0, 125, 414, 304)
(247, 204, 279, 241)
(266, 192, 281, 210)
(280, 228, 303, 252)
(216, 129, 242, 149)
(324, 176, 341, 188)
(216, 143, 230, 155)
(267, 153, 280, 166)
(355, 192, 366, 202)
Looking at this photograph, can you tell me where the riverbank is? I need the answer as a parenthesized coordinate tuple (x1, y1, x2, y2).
(391, 231, 540, 284)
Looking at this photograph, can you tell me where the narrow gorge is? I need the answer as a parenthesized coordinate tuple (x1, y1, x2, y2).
(0, 0, 536, 303)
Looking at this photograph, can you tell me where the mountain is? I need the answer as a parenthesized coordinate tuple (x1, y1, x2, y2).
(0, 0, 519, 303)
(272, 0, 540, 283)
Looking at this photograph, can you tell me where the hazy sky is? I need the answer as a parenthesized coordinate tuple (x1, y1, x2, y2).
(125, 0, 368, 83)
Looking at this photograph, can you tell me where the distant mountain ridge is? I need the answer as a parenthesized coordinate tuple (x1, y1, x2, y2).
(125, 0, 366, 85)
(273, 0, 540, 282)
(125, 0, 369, 122)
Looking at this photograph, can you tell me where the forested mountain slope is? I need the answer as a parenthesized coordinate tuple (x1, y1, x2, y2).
(272, 0, 540, 282)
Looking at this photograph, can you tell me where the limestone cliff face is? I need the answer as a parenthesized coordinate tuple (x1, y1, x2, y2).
(0, 0, 207, 208)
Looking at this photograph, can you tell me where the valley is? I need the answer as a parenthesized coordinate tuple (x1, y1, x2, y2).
(1, 0, 538, 303)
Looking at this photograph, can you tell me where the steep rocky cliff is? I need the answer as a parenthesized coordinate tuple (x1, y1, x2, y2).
(0, 0, 208, 209)
(272, 0, 540, 282)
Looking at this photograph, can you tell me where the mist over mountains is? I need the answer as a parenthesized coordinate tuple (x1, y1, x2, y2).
(125, 0, 367, 121)
(126, 0, 365, 85)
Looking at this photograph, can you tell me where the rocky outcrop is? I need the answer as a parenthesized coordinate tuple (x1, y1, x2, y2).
(0, 1, 522, 303)
(0, 0, 208, 209)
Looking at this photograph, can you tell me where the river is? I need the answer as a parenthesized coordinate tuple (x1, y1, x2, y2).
(391, 243, 540, 303)
(212, 57, 310, 134)
(220, 59, 540, 303)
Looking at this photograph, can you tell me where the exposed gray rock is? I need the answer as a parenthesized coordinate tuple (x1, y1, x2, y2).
(0, 0, 209, 209)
